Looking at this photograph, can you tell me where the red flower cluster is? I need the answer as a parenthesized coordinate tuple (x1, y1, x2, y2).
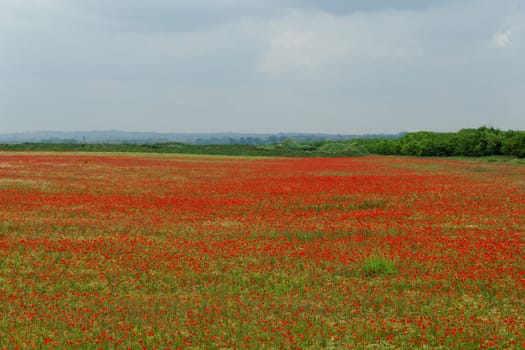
(0, 153, 524, 348)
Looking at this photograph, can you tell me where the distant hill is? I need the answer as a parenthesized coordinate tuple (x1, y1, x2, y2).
(0, 130, 403, 145)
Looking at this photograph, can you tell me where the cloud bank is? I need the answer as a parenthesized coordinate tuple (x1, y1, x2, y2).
(1, 0, 524, 133)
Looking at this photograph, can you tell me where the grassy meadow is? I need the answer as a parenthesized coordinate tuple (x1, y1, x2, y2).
(0, 153, 524, 349)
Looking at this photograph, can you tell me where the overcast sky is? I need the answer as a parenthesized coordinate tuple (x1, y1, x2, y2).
(1, 0, 524, 134)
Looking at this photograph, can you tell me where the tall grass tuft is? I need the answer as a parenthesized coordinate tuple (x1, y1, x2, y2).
(361, 256, 397, 277)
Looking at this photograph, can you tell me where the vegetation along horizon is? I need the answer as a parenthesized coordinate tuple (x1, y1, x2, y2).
(0, 152, 524, 348)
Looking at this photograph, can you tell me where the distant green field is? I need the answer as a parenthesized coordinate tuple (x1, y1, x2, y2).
(0, 140, 368, 157)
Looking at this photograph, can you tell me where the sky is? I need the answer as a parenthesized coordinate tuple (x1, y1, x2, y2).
(1, 0, 524, 134)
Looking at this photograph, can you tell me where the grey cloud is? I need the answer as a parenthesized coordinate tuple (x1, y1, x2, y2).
(69, 0, 282, 33)
(292, 0, 462, 14)
(1, 0, 524, 134)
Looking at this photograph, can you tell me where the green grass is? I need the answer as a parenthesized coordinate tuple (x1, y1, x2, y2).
(361, 256, 397, 277)
(300, 199, 388, 212)
(449, 155, 522, 163)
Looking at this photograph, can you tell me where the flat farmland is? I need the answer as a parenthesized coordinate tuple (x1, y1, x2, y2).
(1, 153, 524, 349)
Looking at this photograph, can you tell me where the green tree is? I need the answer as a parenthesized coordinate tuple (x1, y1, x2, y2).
(502, 131, 525, 158)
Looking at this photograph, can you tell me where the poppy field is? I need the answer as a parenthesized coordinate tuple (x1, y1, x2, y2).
(0, 153, 524, 349)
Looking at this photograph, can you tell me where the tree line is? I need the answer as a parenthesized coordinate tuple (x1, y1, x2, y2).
(1, 127, 524, 158)
(360, 127, 525, 158)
